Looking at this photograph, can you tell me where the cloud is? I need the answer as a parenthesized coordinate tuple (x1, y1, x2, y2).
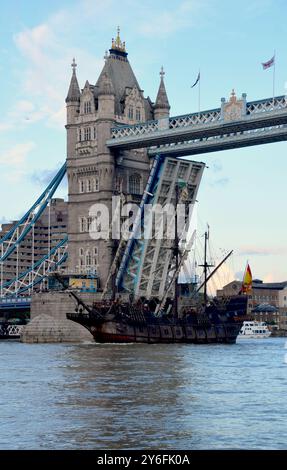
(138, 1, 199, 38)
(238, 246, 287, 256)
(0, 123, 13, 132)
(30, 166, 68, 190)
(210, 160, 223, 173)
(209, 177, 229, 187)
(13, 11, 104, 132)
(0, 142, 35, 166)
(9, 0, 204, 133)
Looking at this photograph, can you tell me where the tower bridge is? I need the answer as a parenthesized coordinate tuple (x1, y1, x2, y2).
(0, 29, 286, 303)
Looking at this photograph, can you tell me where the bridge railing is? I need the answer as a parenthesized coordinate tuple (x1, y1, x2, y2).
(246, 95, 287, 115)
(110, 95, 287, 141)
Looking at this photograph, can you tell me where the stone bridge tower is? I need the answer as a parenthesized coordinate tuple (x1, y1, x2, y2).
(65, 29, 170, 290)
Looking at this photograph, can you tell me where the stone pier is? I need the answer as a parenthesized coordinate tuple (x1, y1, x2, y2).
(21, 291, 94, 343)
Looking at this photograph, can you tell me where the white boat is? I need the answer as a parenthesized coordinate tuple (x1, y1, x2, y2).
(238, 321, 271, 339)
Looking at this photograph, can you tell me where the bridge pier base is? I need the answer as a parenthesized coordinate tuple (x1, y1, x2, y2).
(21, 291, 93, 343)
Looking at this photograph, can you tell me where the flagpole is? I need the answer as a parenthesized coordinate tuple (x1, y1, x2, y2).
(273, 50, 276, 105)
(198, 69, 201, 113)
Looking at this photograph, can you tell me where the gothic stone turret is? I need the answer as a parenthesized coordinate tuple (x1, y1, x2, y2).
(154, 66, 170, 120)
(66, 30, 156, 290)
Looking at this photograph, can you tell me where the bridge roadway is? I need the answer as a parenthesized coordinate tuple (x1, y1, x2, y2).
(106, 94, 287, 156)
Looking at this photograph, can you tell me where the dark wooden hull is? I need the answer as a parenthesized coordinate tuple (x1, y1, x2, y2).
(87, 321, 241, 344)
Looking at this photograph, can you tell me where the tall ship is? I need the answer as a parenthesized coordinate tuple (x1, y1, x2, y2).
(62, 154, 248, 344)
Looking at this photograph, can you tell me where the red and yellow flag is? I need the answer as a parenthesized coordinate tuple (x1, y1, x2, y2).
(241, 264, 252, 293)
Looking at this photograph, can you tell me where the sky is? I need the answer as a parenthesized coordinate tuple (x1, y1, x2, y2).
(0, 0, 287, 285)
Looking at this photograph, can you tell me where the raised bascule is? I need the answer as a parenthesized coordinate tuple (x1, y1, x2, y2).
(0, 30, 286, 339)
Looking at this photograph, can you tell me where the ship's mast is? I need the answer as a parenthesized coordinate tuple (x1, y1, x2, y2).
(199, 229, 214, 305)
(174, 183, 179, 319)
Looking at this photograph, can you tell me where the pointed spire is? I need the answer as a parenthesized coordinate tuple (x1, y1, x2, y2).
(66, 58, 80, 103)
(154, 66, 170, 112)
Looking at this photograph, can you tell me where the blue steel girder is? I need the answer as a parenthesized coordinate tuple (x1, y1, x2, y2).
(1, 236, 68, 297)
(106, 95, 287, 156)
(0, 163, 66, 263)
(116, 155, 205, 299)
(115, 154, 164, 291)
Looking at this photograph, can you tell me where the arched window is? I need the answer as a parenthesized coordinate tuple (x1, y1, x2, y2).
(87, 179, 92, 192)
(129, 173, 141, 195)
(79, 248, 84, 257)
(93, 178, 99, 192)
(84, 127, 91, 141)
(84, 101, 91, 114)
(80, 217, 86, 232)
(128, 107, 133, 120)
(79, 128, 82, 142)
(79, 180, 85, 193)
(86, 251, 92, 267)
(136, 108, 141, 121)
(93, 246, 98, 266)
(87, 217, 92, 231)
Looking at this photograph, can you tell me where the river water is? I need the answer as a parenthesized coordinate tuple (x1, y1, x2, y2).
(0, 338, 286, 450)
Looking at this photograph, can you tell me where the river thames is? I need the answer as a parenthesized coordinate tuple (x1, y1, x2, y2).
(0, 338, 286, 449)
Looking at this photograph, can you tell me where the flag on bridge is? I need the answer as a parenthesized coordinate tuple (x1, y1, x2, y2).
(262, 54, 275, 70)
(191, 71, 200, 88)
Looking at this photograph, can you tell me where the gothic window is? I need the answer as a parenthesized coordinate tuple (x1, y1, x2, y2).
(86, 251, 92, 267)
(129, 173, 141, 195)
(79, 247, 84, 269)
(93, 247, 98, 266)
(84, 127, 91, 141)
(80, 217, 86, 233)
(84, 101, 91, 114)
(87, 179, 92, 192)
(79, 128, 82, 142)
(93, 178, 99, 192)
(93, 127, 97, 139)
(87, 217, 92, 232)
(128, 107, 134, 120)
(79, 180, 85, 193)
(136, 108, 141, 121)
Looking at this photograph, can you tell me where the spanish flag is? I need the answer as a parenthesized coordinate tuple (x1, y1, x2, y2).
(241, 263, 252, 294)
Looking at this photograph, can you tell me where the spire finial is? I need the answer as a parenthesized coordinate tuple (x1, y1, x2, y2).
(116, 26, 121, 48)
(111, 27, 126, 53)
(230, 88, 237, 103)
(66, 58, 80, 102)
(71, 57, 77, 73)
(160, 66, 165, 80)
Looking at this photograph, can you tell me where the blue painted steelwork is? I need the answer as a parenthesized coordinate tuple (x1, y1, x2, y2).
(115, 154, 163, 290)
(0, 297, 31, 309)
(0, 163, 66, 262)
(1, 236, 68, 296)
